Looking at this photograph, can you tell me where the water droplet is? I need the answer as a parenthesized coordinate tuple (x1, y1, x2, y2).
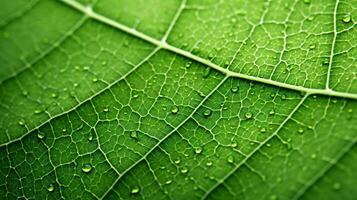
(307, 16, 314, 21)
(37, 132, 45, 139)
(103, 108, 109, 112)
(62, 128, 67, 132)
(88, 135, 93, 141)
(269, 194, 277, 200)
(34, 109, 42, 114)
(51, 93, 58, 98)
(245, 112, 253, 119)
(203, 109, 212, 117)
(203, 67, 211, 78)
(231, 86, 238, 93)
(309, 44, 315, 50)
(18, 120, 25, 126)
(185, 61, 192, 68)
(298, 128, 304, 134)
(174, 158, 181, 164)
(310, 154, 316, 159)
(322, 60, 329, 65)
(342, 14, 351, 23)
(22, 91, 28, 96)
(303, 0, 310, 4)
(195, 147, 202, 154)
(260, 127, 266, 133)
(47, 183, 54, 192)
(131, 185, 140, 194)
(133, 94, 139, 99)
(180, 166, 188, 174)
(165, 180, 172, 185)
(268, 110, 275, 116)
(171, 105, 179, 114)
(73, 83, 79, 87)
(281, 94, 287, 100)
(347, 108, 353, 113)
(227, 155, 234, 164)
(206, 160, 213, 167)
(230, 142, 238, 148)
(92, 78, 98, 82)
(231, 18, 237, 23)
(82, 163, 93, 173)
(333, 182, 341, 190)
(266, 143, 271, 147)
(83, 66, 90, 71)
(130, 131, 138, 139)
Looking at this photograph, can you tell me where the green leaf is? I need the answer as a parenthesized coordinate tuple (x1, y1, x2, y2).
(0, 0, 356, 199)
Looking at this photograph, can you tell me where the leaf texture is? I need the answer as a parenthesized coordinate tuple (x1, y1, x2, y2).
(0, 0, 356, 199)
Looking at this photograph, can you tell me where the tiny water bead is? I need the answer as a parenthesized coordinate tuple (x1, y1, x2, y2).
(18, 120, 25, 126)
(342, 14, 351, 23)
(333, 182, 341, 190)
(180, 166, 188, 174)
(174, 158, 181, 165)
(37, 132, 45, 139)
(260, 127, 266, 133)
(130, 131, 138, 139)
(203, 109, 212, 117)
(131, 185, 140, 194)
(231, 86, 238, 93)
(203, 67, 211, 78)
(47, 183, 54, 192)
(303, 0, 310, 4)
(82, 163, 93, 173)
(245, 112, 253, 119)
(34, 109, 42, 114)
(195, 147, 203, 154)
(103, 108, 109, 112)
(227, 155, 234, 164)
(171, 105, 179, 114)
(206, 160, 213, 167)
(298, 128, 304, 134)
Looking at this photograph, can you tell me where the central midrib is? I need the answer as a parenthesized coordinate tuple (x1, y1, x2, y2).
(60, 0, 357, 100)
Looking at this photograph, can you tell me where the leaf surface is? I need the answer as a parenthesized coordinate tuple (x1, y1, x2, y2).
(0, 0, 356, 199)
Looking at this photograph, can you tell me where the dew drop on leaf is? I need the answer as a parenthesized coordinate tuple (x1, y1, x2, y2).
(303, 0, 310, 4)
(195, 147, 203, 154)
(333, 182, 341, 190)
(203, 67, 211, 78)
(165, 180, 172, 185)
(203, 109, 212, 117)
(180, 166, 188, 174)
(174, 158, 181, 165)
(171, 105, 179, 114)
(37, 132, 45, 139)
(298, 128, 304, 134)
(342, 14, 351, 23)
(260, 127, 266, 133)
(227, 155, 234, 164)
(131, 185, 140, 194)
(82, 163, 93, 173)
(206, 160, 213, 167)
(231, 86, 238, 93)
(130, 131, 138, 139)
(245, 112, 253, 119)
(103, 108, 109, 112)
(47, 183, 54, 192)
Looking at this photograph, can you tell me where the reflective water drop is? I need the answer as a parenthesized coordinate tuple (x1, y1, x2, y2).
(92, 78, 98, 82)
(186, 61, 192, 68)
(103, 108, 109, 112)
(83, 66, 90, 71)
(62, 128, 67, 132)
(203, 109, 212, 117)
(231, 86, 238, 93)
(303, 0, 310, 4)
(180, 166, 188, 174)
(171, 105, 179, 114)
(34, 109, 42, 114)
(309, 44, 315, 49)
(37, 132, 45, 139)
(47, 183, 54, 192)
(88, 135, 93, 141)
(227, 155, 234, 164)
(245, 112, 253, 119)
(281, 94, 286, 100)
(165, 180, 172, 185)
(310, 154, 316, 159)
(206, 160, 213, 167)
(333, 182, 341, 190)
(307, 16, 314, 21)
(269, 110, 275, 115)
(174, 158, 181, 165)
(230, 142, 237, 148)
(131, 185, 140, 194)
(298, 128, 304, 134)
(269, 195, 277, 200)
(260, 127, 266, 133)
(266, 143, 271, 147)
(82, 163, 93, 173)
(342, 14, 351, 23)
(130, 131, 138, 139)
(18, 120, 25, 126)
(203, 67, 211, 78)
(195, 147, 202, 154)
(51, 93, 58, 98)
